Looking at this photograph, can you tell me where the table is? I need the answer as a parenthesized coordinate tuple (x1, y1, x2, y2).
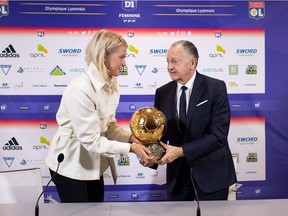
(0, 199, 287, 216)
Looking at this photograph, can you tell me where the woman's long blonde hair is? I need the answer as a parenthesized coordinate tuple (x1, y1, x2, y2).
(85, 29, 128, 91)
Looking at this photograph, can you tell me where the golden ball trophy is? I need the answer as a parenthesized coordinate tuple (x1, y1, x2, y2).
(130, 107, 167, 160)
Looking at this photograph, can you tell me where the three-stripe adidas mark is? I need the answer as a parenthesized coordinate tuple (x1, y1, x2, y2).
(3, 44, 16, 53)
(3, 137, 23, 150)
(0, 44, 20, 58)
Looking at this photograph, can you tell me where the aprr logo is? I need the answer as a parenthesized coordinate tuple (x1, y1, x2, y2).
(209, 45, 226, 58)
(122, 0, 137, 12)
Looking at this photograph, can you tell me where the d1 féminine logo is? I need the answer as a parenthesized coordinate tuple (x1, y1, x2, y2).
(122, 0, 137, 12)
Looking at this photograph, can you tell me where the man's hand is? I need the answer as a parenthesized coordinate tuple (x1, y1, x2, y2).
(156, 142, 184, 165)
(139, 158, 156, 167)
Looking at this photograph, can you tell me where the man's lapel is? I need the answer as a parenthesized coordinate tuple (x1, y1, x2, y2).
(186, 72, 204, 127)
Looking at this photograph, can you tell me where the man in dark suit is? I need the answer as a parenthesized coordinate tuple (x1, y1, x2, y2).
(154, 40, 237, 201)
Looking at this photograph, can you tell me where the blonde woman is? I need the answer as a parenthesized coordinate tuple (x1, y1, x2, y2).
(45, 30, 154, 202)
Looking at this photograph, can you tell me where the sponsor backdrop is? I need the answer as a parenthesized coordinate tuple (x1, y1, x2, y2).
(0, 0, 288, 201)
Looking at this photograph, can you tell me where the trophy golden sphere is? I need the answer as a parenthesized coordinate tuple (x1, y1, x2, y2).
(130, 107, 167, 159)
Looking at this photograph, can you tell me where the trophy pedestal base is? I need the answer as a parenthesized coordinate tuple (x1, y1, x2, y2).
(144, 143, 165, 160)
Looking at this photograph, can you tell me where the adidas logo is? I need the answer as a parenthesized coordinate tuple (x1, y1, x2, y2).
(0, 44, 20, 58)
(3, 137, 23, 150)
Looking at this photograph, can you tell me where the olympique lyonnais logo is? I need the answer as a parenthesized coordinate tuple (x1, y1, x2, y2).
(0, 0, 9, 18)
(249, 1, 265, 20)
(122, 0, 137, 12)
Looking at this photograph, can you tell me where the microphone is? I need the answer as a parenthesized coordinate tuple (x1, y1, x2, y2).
(190, 168, 201, 216)
(35, 153, 64, 216)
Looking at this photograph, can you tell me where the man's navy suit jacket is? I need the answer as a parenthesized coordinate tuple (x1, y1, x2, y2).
(154, 72, 237, 193)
